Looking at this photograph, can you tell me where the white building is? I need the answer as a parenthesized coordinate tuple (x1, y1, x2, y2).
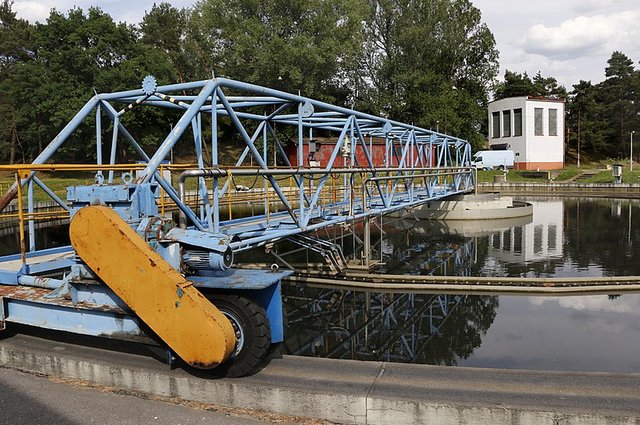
(488, 97, 564, 170)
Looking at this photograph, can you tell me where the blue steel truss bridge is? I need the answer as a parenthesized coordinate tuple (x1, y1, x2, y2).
(0, 76, 475, 271)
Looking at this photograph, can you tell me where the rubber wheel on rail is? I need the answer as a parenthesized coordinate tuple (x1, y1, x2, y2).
(208, 294, 271, 377)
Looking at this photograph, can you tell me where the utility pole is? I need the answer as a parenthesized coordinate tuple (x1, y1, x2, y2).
(577, 109, 581, 168)
(631, 131, 635, 172)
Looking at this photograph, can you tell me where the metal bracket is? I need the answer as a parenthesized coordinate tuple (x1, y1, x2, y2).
(0, 298, 5, 331)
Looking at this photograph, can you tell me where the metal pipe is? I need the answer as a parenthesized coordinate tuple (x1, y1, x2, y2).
(18, 275, 66, 290)
(285, 274, 640, 296)
(177, 167, 474, 179)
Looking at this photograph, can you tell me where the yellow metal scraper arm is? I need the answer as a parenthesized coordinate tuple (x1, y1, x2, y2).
(69, 205, 236, 369)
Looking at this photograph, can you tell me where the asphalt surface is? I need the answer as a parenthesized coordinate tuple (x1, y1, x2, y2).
(0, 367, 310, 425)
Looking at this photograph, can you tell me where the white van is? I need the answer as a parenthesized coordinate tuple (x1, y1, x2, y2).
(472, 150, 515, 170)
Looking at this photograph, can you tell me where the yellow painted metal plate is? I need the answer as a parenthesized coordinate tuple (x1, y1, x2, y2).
(69, 206, 235, 368)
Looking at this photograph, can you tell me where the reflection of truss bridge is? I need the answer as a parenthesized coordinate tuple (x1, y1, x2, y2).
(282, 287, 465, 363)
(381, 231, 476, 277)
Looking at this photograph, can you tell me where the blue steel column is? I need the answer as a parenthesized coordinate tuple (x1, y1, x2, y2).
(96, 105, 103, 179)
(193, 114, 213, 229)
(263, 113, 269, 223)
(107, 116, 119, 183)
(27, 180, 35, 252)
(212, 92, 220, 232)
(298, 103, 305, 222)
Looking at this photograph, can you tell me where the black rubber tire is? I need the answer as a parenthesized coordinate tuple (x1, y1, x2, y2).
(208, 294, 271, 377)
(498, 165, 505, 170)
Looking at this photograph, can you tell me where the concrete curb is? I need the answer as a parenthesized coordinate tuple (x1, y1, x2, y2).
(478, 182, 640, 198)
(1, 331, 640, 424)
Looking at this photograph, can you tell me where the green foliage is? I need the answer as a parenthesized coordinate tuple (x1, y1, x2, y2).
(566, 80, 608, 154)
(564, 51, 640, 158)
(358, 0, 498, 150)
(0, 5, 180, 162)
(494, 70, 566, 100)
(0, 0, 498, 162)
(596, 51, 639, 156)
(553, 168, 580, 181)
(140, 3, 193, 83)
(188, 0, 366, 102)
(582, 170, 615, 183)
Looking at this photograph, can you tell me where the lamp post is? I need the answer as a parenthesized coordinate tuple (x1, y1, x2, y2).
(631, 131, 635, 172)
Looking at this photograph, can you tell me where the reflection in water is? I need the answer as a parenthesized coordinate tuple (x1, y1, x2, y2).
(284, 197, 640, 372)
(460, 294, 640, 372)
(281, 287, 498, 366)
(0, 223, 69, 256)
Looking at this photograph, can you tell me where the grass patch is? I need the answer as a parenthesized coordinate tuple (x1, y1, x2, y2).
(554, 168, 580, 181)
(475, 170, 502, 183)
(622, 170, 640, 184)
(582, 170, 614, 183)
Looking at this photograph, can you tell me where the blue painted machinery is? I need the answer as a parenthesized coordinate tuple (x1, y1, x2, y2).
(0, 76, 474, 376)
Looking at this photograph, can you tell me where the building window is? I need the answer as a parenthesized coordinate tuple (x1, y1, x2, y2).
(534, 108, 543, 136)
(502, 110, 511, 137)
(492, 111, 500, 138)
(513, 108, 522, 136)
(549, 108, 558, 136)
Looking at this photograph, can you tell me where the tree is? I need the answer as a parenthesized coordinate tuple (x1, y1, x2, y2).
(596, 51, 638, 156)
(188, 0, 367, 102)
(493, 70, 535, 99)
(567, 80, 607, 154)
(0, 0, 34, 71)
(0, 0, 34, 163)
(494, 70, 566, 100)
(358, 0, 499, 149)
(2, 6, 178, 162)
(532, 71, 567, 99)
(140, 3, 192, 83)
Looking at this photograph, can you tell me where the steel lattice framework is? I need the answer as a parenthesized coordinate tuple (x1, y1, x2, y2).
(0, 77, 475, 253)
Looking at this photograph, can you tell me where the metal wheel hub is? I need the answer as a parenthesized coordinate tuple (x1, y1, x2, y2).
(221, 309, 245, 357)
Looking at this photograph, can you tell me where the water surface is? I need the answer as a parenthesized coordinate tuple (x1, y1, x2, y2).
(282, 197, 640, 372)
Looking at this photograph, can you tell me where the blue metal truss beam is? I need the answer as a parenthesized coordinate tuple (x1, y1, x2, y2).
(0, 76, 475, 254)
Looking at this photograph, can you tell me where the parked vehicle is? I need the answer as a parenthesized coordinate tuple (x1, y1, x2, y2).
(472, 150, 515, 170)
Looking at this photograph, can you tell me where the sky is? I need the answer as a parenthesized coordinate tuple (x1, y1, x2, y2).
(10, 0, 640, 90)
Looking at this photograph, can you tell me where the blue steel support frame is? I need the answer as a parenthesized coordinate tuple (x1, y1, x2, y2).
(0, 77, 475, 254)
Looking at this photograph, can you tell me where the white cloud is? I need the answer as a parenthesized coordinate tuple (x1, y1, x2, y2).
(472, 0, 640, 87)
(522, 11, 640, 60)
(13, 1, 51, 23)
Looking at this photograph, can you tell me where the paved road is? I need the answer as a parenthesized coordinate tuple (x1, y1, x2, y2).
(0, 367, 311, 425)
